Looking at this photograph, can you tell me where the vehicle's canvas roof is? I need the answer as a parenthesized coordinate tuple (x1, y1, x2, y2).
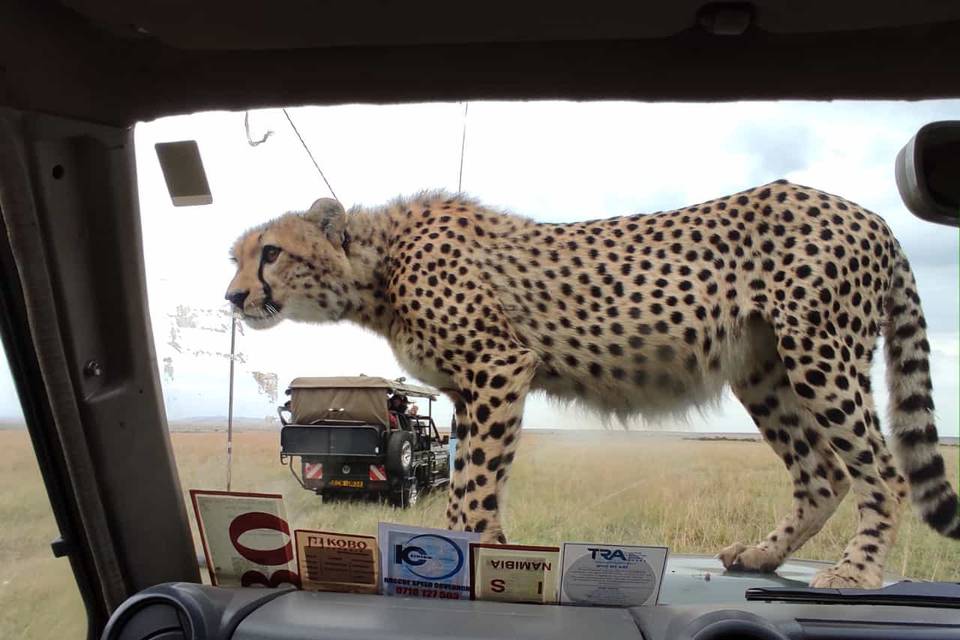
(1, 1, 958, 126)
(288, 376, 439, 398)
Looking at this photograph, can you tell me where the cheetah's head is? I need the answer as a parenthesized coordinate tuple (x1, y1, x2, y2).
(225, 198, 352, 330)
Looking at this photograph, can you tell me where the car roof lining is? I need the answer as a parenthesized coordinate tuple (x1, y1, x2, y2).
(1, 1, 959, 127)
(59, 0, 960, 50)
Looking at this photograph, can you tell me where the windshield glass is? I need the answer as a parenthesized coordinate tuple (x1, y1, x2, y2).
(134, 100, 958, 597)
(0, 346, 87, 638)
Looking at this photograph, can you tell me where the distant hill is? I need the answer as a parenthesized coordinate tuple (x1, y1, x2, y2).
(168, 416, 279, 432)
(2, 416, 957, 445)
(0, 416, 280, 432)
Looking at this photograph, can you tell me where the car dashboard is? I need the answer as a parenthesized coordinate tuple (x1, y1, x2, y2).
(102, 583, 960, 640)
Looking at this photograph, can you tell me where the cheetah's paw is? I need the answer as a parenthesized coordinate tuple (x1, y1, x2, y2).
(717, 542, 782, 573)
(809, 564, 881, 589)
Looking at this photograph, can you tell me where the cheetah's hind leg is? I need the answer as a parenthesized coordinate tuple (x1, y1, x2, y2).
(719, 344, 850, 574)
(776, 327, 900, 589)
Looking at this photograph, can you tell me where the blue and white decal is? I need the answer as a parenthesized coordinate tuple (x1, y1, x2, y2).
(379, 523, 479, 600)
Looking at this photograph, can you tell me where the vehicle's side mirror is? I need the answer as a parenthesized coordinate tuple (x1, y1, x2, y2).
(895, 120, 960, 228)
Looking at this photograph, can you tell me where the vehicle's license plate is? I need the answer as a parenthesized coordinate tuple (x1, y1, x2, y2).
(329, 479, 364, 488)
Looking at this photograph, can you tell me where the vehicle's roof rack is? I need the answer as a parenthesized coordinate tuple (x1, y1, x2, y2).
(286, 376, 439, 399)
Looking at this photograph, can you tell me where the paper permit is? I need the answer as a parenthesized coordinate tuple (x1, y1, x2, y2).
(295, 530, 379, 594)
(470, 544, 560, 604)
(560, 543, 668, 607)
(189, 490, 299, 588)
(379, 522, 479, 600)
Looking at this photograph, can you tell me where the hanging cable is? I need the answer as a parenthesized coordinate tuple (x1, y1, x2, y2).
(457, 102, 469, 192)
(244, 111, 274, 146)
(282, 108, 338, 201)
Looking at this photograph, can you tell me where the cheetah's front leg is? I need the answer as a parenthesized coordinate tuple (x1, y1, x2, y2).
(449, 349, 537, 543)
(444, 393, 471, 530)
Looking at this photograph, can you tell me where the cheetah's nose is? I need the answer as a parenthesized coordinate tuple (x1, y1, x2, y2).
(225, 290, 249, 309)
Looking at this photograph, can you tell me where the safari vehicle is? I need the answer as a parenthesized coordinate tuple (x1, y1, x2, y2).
(278, 376, 450, 506)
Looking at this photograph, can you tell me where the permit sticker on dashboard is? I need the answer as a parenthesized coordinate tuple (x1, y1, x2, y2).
(378, 523, 479, 600)
(470, 543, 561, 604)
(560, 543, 668, 607)
(295, 530, 379, 594)
(189, 490, 300, 589)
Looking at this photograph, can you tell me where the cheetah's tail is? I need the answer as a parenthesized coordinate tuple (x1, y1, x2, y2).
(884, 244, 960, 539)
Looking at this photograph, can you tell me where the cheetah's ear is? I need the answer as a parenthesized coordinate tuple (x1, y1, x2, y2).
(303, 198, 347, 244)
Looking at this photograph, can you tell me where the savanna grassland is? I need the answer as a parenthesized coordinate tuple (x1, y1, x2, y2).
(2, 429, 958, 639)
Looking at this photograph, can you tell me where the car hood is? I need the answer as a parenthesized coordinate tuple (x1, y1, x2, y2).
(658, 554, 899, 606)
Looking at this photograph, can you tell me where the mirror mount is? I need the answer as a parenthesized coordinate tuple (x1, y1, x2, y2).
(895, 120, 960, 228)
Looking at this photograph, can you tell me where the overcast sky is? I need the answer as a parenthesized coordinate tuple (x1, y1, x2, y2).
(0, 100, 957, 435)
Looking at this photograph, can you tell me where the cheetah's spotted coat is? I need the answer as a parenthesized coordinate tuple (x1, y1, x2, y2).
(226, 180, 959, 588)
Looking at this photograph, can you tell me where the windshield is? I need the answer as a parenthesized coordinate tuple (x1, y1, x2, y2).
(133, 100, 958, 601)
(0, 347, 86, 638)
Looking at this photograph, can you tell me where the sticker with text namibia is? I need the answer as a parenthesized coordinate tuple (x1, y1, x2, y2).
(470, 544, 560, 604)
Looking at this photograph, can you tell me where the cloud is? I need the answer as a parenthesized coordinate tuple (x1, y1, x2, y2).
(735, 122, 815, 184)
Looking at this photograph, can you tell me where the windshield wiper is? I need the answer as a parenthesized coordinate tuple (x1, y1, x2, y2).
(746, 581, 960, 608)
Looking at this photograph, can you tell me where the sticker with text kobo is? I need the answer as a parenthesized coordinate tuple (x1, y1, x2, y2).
(295, 529, 378, 594)
(379, 523, 479, 600)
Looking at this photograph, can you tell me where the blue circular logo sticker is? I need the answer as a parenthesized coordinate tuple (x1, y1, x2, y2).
(395, 534, 464, 580)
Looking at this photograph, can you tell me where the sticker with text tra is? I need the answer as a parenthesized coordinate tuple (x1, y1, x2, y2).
(378, 522, 479, 600)
(189, 489, 300, 589)
(470, 544, 560, 604)
(560, 543, 668, 607)
(295, 530, 379, 594)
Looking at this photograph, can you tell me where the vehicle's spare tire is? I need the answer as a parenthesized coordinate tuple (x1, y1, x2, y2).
(386, 431, 414, 476)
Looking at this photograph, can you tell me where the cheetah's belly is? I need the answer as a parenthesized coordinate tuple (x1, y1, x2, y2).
(389, 338, 457, 392)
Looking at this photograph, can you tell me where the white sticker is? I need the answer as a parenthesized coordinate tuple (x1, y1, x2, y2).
(190, 490, 299, 589)
(560, 543, 668, 607)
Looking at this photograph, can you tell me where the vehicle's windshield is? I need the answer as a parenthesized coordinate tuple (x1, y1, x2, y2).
(0, 346, 86, 638)
(136, 101, 960, 592)
(11, 101, 960, 637)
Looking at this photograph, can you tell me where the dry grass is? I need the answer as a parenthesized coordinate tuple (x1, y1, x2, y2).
(2, 429, 958, 639)
(0, 431, 87, 640)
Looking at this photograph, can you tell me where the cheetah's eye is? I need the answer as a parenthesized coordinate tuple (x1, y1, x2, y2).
(262, 245, 281, 264)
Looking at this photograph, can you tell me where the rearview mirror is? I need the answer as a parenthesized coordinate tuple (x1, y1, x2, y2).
(155, 140, 213, 206)
(895, 121, 960, 228)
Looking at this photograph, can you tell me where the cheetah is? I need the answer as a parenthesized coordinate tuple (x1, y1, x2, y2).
(225, 180, 958, 588)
